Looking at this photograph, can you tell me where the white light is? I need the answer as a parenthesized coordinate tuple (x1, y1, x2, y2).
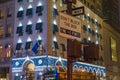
(58, 57, 62, 61)
(19, 7, 23, 11)
(53, 36, 57, 42)
(37, 2, 42, 6)
(37, 18, 42, 23)
(26, 56, 30, 60)
(88, 37, 91, 41)
(95, 19, 97, 22)
(16, 73, 18, 76)
(96, 41, 99, 44)
(88, 25, 90, 28)
(95, 30, 98, 33)
(27, 37, 32, 42)
(87, 13, 90, 16)
(18, 22, 22, 27)
(37, 35, 42, 40)
(53, 20, 57, 25)
(39, 72, 43, 75)
(18, 38, 22, 43)
(53, 4, 57, 9)
(28, 4, 32, 9)
(27, 20, 32, 25)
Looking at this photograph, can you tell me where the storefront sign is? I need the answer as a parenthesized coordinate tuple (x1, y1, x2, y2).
(59, 12, 81, 40)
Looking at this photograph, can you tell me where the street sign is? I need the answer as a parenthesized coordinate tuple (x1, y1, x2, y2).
(59, 12, 81, 40)
(61, 6, 84, 16)
(72, 7, 84, 16)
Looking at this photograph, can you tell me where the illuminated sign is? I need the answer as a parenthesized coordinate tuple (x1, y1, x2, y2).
(59, 12, 81, 40)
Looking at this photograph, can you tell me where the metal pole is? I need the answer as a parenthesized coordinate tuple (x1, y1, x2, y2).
(66, 1, 73, 80)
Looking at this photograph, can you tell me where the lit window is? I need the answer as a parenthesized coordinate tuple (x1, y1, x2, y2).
(6, 25, 12, 37)
(0, 26, 4, 38)
(0, 10, 4, 19)
(110, 37, 117, 62)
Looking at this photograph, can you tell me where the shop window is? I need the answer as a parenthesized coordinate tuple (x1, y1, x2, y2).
(35, 22, 43, 33)
(17, 10, 24, 18)
(16, 43, 22, 50)
(53, 41, 59, 49)
(26, 8, 33, 16)
(60, 43, 66, 51)
(25, 41, 32, 50)
(16, 26, 23, 36)
(52, 8, 58, 17)
(17, 0, 23, 2)
(52, 24, 58, 34)
(26, 25, 32, 34)
(36, 6, 44, 16)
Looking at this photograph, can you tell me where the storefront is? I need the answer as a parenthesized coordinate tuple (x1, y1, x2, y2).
(12, 56, 106, 80)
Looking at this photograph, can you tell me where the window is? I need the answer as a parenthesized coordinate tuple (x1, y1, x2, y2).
(60, 43, 66, 51)
(52, 24, 58, 34)
(0, 10, 4, 19)
(25, 41, 32, 50)
(83, 25, 87, 31)
(35, 22, 43, 33)
(53, 41, 59, 49)
(16, 26, 23, 36)
(0, 26, 4, 38)
(110, 37, 117, 62)
(17, 10, 24, 18)
(26, 8, 33, 16)
(6, 25, 12, 37)
(36, 6, 44, 16)
(7, 8, 12, 17)
(26, 25, 32, 34)
(52, 8, 58, 17)
(16, 43, 22, 50)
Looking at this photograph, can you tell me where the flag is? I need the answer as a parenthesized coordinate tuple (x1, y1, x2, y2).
(32, 41, 39, 54)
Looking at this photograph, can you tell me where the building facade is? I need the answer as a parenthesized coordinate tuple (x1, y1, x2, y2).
(0, 0, 15, 80)
(1, 0, 120, 80)
(11, 0, 106, 80)
(103, 22, 120, 80)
